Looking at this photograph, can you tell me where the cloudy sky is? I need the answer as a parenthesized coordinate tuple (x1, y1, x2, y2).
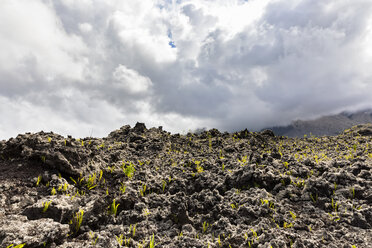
(1, 0, 372, 139)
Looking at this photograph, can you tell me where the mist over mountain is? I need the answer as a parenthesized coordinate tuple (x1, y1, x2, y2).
(266, 109, 372, 137)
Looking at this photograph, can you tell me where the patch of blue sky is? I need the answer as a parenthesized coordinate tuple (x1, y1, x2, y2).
(169, 41, 176, 48)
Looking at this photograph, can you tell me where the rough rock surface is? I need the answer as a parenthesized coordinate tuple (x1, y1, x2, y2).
(0, 123, 371, 248)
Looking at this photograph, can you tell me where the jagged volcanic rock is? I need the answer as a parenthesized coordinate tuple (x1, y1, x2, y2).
(0, 123, 371, 247)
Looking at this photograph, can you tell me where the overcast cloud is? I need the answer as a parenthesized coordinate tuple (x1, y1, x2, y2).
(1, 0, 372, 139)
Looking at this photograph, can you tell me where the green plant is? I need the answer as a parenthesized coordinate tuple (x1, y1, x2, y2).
(195, 160, 203, 173)
(251, 229, 258, 240)
(140, 184, 147, 197)
(36, 175, 42, 186)
(217, 234, 222, 247)
(331, 198, 338, 212)
(219, 150, 224, 159)
(116, 234, 124, 247)
(119, 183, 127, 194)
(86, 173, 97, 190)
(70, 209, 84, 233)
(108, 199, 120, 216)
(310, 193, 318, 203)
(42, 200, 52, 213)
(116, 235, 131, 247)
(7, 244, 26, 248)
(89, 231, 98, 245)
(289, 211, 296, 221)
(238, 156, 248, 166)
(51, 187, 56, 195)
(130, 223, 137, 237)
(149, 233, 157, 248)
(162, 180, 166, 192)
(123, 162, 136, 179)
(350, 187, 355, 199)
(143, 208, 150, 216)
(283, 222, 293, 228)
(202, 221, 209, 233)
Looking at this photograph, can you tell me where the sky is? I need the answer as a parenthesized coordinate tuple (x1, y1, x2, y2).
(1, 0, 372, 139)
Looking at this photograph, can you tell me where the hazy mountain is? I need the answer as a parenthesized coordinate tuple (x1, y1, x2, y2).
(267, 109, 372, 137)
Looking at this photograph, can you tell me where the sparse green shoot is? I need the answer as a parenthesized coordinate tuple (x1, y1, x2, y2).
(149, 233, 157, 248)
(119, 183, 127, 194)
(289, 211, 296, 221)
(42, 200, 52, 212)
(70, 209, 84, 233)
(36, 175, 42, 186)
(108, 199, 120, 216)
(202, 221, 209, 233)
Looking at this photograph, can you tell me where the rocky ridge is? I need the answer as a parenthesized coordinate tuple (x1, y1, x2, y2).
(0, 123, 371, 247)
(268, 109, 372, 137)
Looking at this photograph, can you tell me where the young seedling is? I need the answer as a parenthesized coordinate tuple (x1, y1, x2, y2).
(140, 184, 147, 197)
(119, 183, 126, 194)
(42, 200, 52, 213)
(108, 199, 120, 216)
(116, 234, 124, 247)
(123, 162, 135, 179)
(283, 161, 289, 169)
(195, 160, 204, 173)
(350, 187, 355, 199)
(36, 175, 42, 186)
(162, 180, 166, 192)
(251, 229, 258, 240)
(289, 211, 296, 221)
(219, 150, 224, 159)
(283, 222, 293, 228)
(86, 173, 97, 190)
(6, 244, 26, 248)
(89, 231, 98, 245)
(331, 198, 338, 212)
(238, 156, 248, 166)
(130, 223, 137, 237)
(310, 193, 318, 203)
(70, 209, 84, 233)
(51, 187, 56, 195)
(202, 221, 209, 233)
(143, 208, 151, 216)
(149, 234, 157, 248)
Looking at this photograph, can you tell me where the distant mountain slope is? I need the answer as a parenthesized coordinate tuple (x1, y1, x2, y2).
(268, 109, 372, 137)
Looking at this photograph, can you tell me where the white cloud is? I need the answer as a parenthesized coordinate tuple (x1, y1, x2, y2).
(113, 65, 152, 94)
(79, 22, 93, 33)
(0, 0, 87, 82)
(1, 0, 372, 139)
